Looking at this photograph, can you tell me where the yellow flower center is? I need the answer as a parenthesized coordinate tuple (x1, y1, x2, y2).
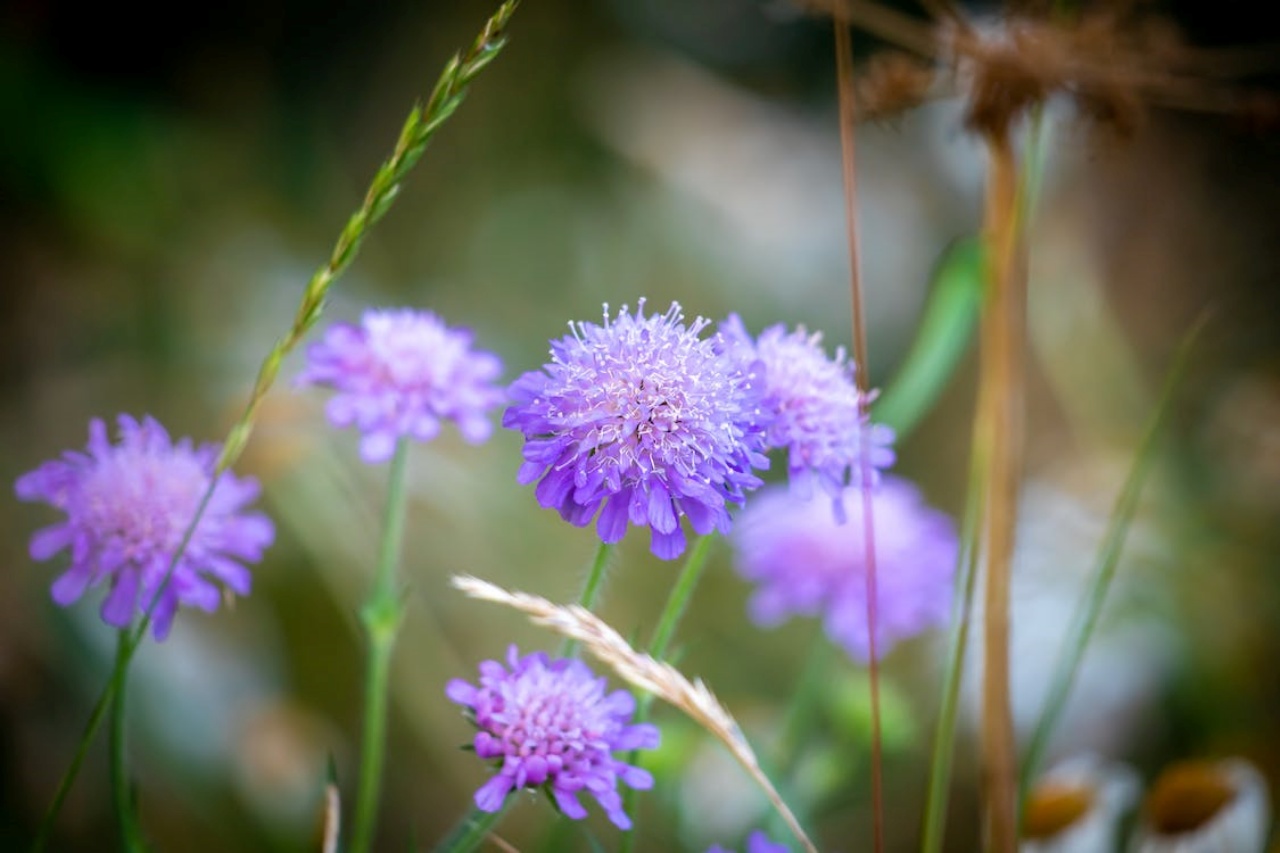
(1022, 780, 1095, 840)
(1144, 761, 1235, 834)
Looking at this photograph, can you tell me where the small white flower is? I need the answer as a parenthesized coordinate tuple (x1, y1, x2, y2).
(1131, 758, 1271, 853)
(1021, 754, 1140, 853)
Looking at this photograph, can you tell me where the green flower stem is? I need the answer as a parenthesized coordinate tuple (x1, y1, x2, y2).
(921, 423, 989, 853)
(33, 618, 158, 852)
(31, 676, 111, 852)
(109, 630, 144, 853)
(561, 541, 616, 658)
(647, 533, 715, 662)
(777, 629, 834, 772)
(439, 540, 617, 852)
(433, 802, 510, 853)
(31, 4, 521, 842)
(621, 533, 717, 853)
(755, 627, 833, 839)
(1017, 316, 1207, 810)
(351, 437, 412, 853)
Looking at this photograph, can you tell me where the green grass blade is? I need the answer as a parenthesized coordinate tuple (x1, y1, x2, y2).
(1017, 314, 1210, 810)
(872, 238, 985, 440)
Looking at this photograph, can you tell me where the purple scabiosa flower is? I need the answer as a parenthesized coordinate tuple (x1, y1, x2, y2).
(730, 476, 956, 662)
(707, 830, 791, 853)
(297, 308, 505, 463)
(503, 300, 768, 559)
(446, 645, 660, 829)
(14, 414, 275, 640)
(719, 314, 894, 521)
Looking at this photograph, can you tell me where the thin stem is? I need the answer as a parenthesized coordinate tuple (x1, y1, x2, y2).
(921, 86, 1049, 853)
(1017, 316, 1207, 809)
(921, 415, 990, 853)
(131, 488, 217, 648)
(777, 631, 834, 768)
(834, 12, 885, 853)
(109, 630, 143, 853)
(754, 632, 832, 841)
(561, 541, 615, 658)
(976, 128, 1026, 853)
(433, 804, 510, 853)
(31, 652, 117, 851)
(647, 534, 715, 661)
(351, 437, 412, 853)
(621, 533, 717, 853)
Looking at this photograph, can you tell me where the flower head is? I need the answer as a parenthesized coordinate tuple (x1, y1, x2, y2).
(707, 830, 791, 853)
(503, 300, 768, 559)
(14, 414, 275, 640)
(730, 476, 956, 662)
(446, 645, 660, 829)
(719, 314, 894, 521)
(297, 308, 505, 463)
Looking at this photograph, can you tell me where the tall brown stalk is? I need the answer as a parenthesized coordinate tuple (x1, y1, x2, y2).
(974, 125, 1026, 852)
(834, 13, 886, 853)
(805, 2, 1272, 849)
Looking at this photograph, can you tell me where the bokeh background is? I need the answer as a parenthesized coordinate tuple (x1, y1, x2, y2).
(3, 0, 1279, 850)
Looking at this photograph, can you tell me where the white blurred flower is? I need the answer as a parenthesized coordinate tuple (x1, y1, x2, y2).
(963, 474, 1178, 757)
(1131, 759, 1271, 853)
(1021, 755, 1139, 852)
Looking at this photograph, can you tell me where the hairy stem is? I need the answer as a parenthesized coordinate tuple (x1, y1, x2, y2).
(621, 533, 717, 853)
(647, 534, 715, 661)
(561, 540, 616, 658)
(351, 438, 412, 853)
(432, 805, 510, 853)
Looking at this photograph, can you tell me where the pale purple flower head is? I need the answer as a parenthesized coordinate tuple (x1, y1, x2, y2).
(731, 476, 956, 662)
(707, 830, 791, 853)
(446, 645, 660, 829)
(297, 308, 505, 463)
(503, 300, 769, 559)
(720, 315, 895, 522)
(14, 415, 275, 640)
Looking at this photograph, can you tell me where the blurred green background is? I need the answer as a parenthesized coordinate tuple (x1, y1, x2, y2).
(3, 0, 1279, 850)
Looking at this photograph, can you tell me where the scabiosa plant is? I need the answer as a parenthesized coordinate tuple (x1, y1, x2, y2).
(14, 414, 275, 640)
(504, 300, 769, 560)
(446, 645, 660, 829)
(730, 476, 957, 662)
(296, 307, 505, 463)
(719, 314, 895, 521)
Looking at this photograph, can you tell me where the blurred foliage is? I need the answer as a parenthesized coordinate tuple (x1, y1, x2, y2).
(3, 1, 1280, 851)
